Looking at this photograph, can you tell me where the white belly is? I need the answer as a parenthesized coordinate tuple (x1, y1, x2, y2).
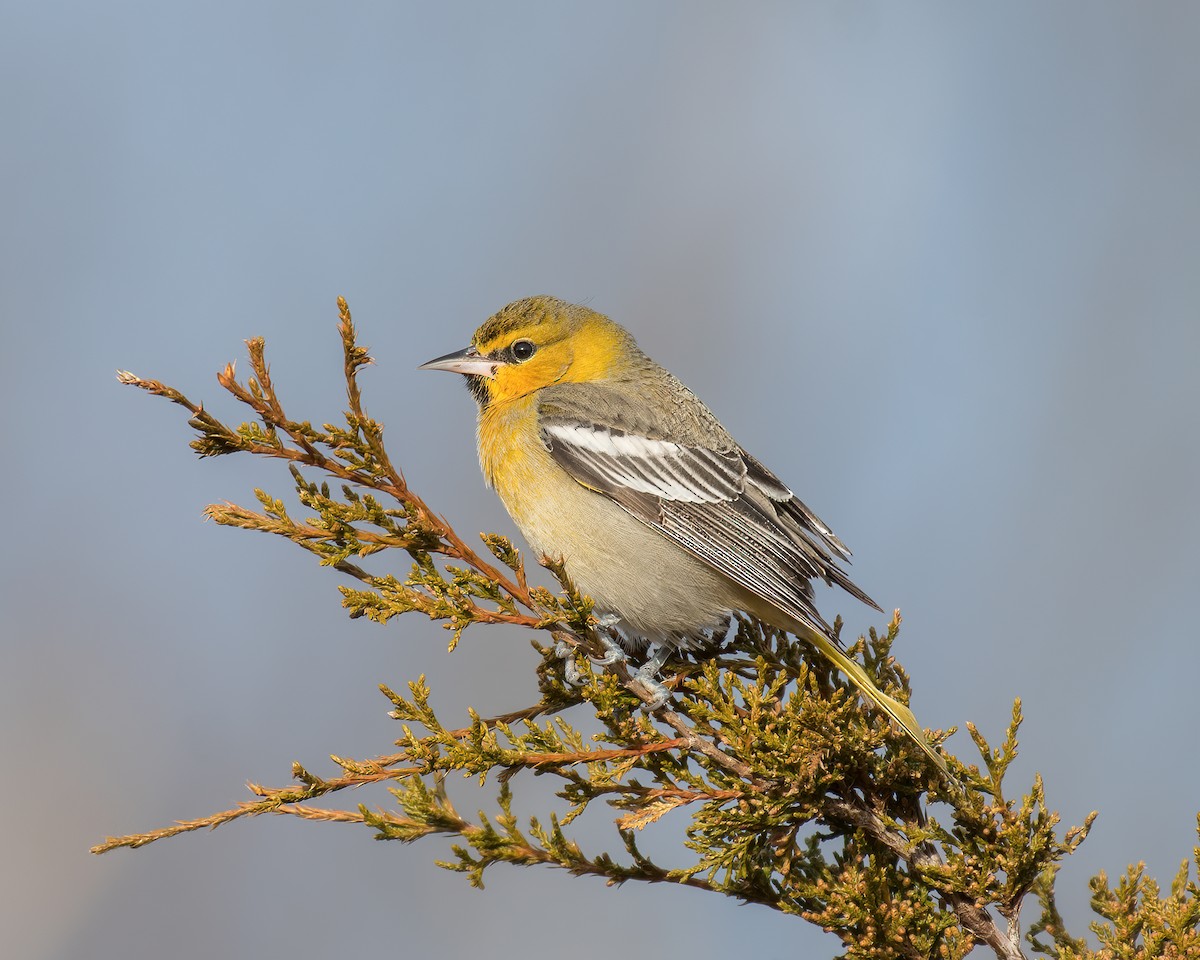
(515, 467, 740, 646)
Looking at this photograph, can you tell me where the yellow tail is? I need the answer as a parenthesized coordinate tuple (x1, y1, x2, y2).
(802, 628, 956, 788)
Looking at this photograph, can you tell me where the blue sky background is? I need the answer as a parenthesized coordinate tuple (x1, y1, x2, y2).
(3, 4, 1198, 958)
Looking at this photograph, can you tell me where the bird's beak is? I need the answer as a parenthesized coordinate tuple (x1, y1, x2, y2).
(418, 345, 500, 378)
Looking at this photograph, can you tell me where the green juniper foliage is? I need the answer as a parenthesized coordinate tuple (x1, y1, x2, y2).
(101, 299, 1200, 960)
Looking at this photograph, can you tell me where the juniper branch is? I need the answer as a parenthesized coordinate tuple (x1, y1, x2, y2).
(106, 301, 1200, 960)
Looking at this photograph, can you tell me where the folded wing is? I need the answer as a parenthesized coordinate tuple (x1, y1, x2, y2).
(539, 412, 880, 644)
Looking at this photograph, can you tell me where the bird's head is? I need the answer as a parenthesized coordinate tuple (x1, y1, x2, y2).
(420, 296, 637, 407)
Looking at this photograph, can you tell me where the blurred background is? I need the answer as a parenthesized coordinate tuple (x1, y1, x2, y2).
(3, 3, 1198, 957)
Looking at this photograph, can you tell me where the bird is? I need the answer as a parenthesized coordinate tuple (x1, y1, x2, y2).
(420, 295, 947, 777)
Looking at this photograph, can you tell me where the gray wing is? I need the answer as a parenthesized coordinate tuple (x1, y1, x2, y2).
(539, 413, 881, 641)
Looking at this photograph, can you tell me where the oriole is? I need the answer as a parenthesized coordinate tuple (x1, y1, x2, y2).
(422, 295, 946, 777)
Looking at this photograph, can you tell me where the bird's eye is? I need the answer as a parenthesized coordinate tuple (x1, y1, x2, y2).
(510, 339, 537, 362)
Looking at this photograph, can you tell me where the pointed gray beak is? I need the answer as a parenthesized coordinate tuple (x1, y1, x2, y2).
(418, 345, 500, 377)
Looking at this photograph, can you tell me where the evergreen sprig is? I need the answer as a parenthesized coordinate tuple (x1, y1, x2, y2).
(101, 299, 1200, 959)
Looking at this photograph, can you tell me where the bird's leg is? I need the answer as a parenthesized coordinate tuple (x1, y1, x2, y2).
(629, 616, 728, 708)
(589, 615, 628, 667)
(553, 638, 587, 686)
(554, 614, 627, 686)
(632, 644, 673, 711)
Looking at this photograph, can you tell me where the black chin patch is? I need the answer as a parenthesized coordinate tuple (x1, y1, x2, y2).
(464, 375, 489, 408)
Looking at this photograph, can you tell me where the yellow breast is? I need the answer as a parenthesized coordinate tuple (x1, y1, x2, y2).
(475, 394, 743, 643)
(477, 396, 548, 526)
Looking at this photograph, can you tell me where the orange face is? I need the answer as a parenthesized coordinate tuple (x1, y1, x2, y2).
(421, 296, 632, 407)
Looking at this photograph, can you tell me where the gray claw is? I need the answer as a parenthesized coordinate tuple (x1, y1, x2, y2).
(563, 656, 586, 686)
(590, 631, 629, 668)
(634, 672, 671, 711)
(553, 639, 587, 686)
(632, 644, 673, 711)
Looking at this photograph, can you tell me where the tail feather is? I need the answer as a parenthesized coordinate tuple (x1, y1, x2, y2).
(802, 628, 956, 787)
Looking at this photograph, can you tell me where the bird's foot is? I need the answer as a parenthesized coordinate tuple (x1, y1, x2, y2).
(633, 670, 670, 711)
(589, 630, 628, 668)
(553, 639, 587, 686)
(555, 631, 629, 685)
(632, 645, 673, 711)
